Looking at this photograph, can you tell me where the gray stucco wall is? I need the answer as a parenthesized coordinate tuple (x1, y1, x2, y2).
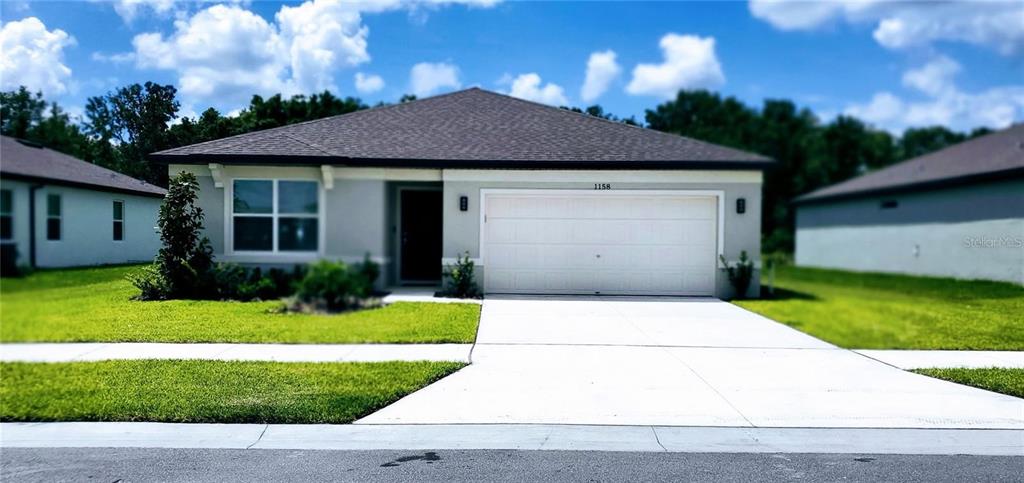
(0, 178, 162, 268)
(442, 175, 763, 299)
(795, 178, 1024, 284)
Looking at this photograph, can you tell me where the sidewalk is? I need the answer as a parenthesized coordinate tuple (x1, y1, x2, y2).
(1, 422, 1020, 455)
(856, 350, 1024, 369)
(0, 343, 472, 363)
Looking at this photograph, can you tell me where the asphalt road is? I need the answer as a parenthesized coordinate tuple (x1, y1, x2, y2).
(3, 448, 1023, 482)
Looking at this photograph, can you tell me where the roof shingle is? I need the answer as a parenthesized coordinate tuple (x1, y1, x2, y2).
(1, 136, 166, 197)
(151, 88, 771, 168)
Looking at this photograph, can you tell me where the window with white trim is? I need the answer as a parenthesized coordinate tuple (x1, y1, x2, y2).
(113, 200, 125, 241)
(1, 189, 12, 241)
(232, 180, 319, 252)
(46, 194, 61, 241)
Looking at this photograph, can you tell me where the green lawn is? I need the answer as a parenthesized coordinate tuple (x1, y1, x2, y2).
(914, 368, 1024, 399)
(0, 360, 464, 423)
(735, 266, 1024, 350)
(0, 265, 480, 343)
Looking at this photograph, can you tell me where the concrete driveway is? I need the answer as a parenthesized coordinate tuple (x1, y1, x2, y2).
(358, 296, 1024, 428)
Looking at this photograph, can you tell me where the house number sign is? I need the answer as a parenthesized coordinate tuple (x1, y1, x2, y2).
(593, 183, 612, 190)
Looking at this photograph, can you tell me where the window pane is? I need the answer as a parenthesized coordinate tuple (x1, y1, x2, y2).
(233, 180, 272, 214)
(113, 201, 124, 220)
(233, 217, 272, 251)
(47, 194, 61, 217)
(1, 215, 11, 240)
(278, 181, 318, 214)
(278, 217, 318, 251)
(113, 221, 124, 241)
(1, 190, 11, 215)
(47, 218, 60, 240)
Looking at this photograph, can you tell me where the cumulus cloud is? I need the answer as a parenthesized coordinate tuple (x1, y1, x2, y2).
(113, 0, 176, 23)
(507, 73, 568, 105)
(749, 0, 1024, 55)
(625, 34, 724, 99)
(91, 51, 136, 64)
(580, 50, 620, 103)
(0, 17, 75, 96)
(410, 62, 461, 97)
(130, 0, 498, 109)
(354, 72, 385, 94)
(844, 56, 1024, 132)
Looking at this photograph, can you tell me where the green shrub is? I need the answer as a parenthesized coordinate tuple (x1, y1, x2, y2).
(442, 252, 480, 299)
(125, 264, 168, 301)
(357, 253, 381, 289)
(293, 260, 372, 312)
(720, 251, 755, 300)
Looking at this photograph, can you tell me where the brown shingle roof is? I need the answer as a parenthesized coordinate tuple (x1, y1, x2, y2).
(151, 88, 771, 168)
(0, 136, 166, 197)
(796, 124, 1024, 203)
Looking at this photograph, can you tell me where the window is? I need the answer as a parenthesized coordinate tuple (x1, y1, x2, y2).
(113, 200, 124, 241)
(1, 189, 12, 241)
(880, 200, 899, 209)
(46, 194, 61, 241)
(232, 180, 319, 252)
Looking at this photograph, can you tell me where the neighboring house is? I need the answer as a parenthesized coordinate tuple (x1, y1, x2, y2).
(0, 136, 166, 272)
(150, 88, 771, 298)
(794, 124, 1024, 285)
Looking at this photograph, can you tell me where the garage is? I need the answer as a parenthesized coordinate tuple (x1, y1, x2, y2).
(482, 190, 721, 296)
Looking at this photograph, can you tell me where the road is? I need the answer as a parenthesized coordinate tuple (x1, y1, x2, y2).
(3, 448, 1022, 482)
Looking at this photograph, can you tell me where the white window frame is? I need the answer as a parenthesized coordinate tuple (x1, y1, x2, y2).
(0, 188, 12, 241)
(226, 178, 324, 258)
(112, 199, 125, 242)
(46, 193, 61, 241)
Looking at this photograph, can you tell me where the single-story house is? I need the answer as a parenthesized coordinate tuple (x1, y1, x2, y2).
(150, 88, 772, 298)
(794, 124, 1024, 285)
(0, 136, 166, 272)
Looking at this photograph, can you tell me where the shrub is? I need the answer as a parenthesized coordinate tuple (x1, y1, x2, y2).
(442, 252, 480, 299)
(357, 253, 381, 289)
(720, 251, 755, 300)
(126, 264, 168, 301)
(293, 260, 372, 312)
(131, 172, 214, 300)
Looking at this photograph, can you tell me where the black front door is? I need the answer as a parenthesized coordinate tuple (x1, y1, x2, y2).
(400, 190, 443, 282)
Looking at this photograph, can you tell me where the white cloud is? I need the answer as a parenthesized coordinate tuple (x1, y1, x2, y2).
(749, 0, 1024, 55)
(625, 33, 724, 99)
(507, 73, 568, 105)
(580, 50, 620, 103)
(0, 17, 75, 96)
(113, 0, 177, 23)
(91, 51, 136, 64)
(354, 72, 385, 94)
(410, 62, 461, 97)
(844, 57, 1024, 132)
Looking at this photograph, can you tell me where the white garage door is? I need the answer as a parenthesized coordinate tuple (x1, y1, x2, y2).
(482, 191, 719, 296)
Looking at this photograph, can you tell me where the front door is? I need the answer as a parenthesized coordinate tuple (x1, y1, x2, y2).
(400, 190, 443, 282)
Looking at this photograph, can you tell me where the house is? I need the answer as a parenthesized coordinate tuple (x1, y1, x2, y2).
(150, 88, 772, 298)
(794, 124, 1024, 285)
(0, 136, 166, 272)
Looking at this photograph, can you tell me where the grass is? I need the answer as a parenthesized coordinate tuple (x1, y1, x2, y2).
(735, 266, 1024, 350)
(0, 360, 465, 423)
(0, 265, 480, 343)
(913, 368, 1024, 399)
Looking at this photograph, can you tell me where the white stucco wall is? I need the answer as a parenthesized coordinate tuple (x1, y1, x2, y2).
(0, 179, 162, 268)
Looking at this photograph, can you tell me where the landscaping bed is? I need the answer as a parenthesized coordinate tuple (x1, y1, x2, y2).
(913, 368, 1024, 399)
(0, 265, 480, 343)
(0, 360, 465, 423)
(735, 266, 1024, 350)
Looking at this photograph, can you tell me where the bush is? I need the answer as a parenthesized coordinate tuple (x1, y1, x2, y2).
(357, 253, 381, 289)
(720, 251, 755, 300)
(131, 172, 214, 300)
(293, 260, 372, 312)
(442, 252, 480, 299)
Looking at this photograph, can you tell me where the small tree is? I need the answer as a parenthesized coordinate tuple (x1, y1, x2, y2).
(131, 171, 213, 299)
(442, 252, 480, 299)
(719, 251, 755, 300)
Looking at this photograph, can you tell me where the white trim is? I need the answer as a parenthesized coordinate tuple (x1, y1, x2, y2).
(478, 188, 726, 267)
(112, 199, 125, 242)
(320, 165, 334, 190)
(208, 163, 224, 188)
(225, 178, 324, 258)
(331, 167, 443, 181)
(445, 169, 762, 184)
(396, 185, 444, 284)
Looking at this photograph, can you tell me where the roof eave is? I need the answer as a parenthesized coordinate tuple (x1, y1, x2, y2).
(792, 166, 1024, 205)
(0, 172, 167, 198)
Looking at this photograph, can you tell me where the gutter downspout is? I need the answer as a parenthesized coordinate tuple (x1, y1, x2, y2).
(28, 184, 42, 268)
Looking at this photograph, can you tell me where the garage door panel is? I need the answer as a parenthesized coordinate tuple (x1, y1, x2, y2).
(483, 192, 718, 296)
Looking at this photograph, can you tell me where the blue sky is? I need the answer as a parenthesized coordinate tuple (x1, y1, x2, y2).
(2, 0, 1022, 133)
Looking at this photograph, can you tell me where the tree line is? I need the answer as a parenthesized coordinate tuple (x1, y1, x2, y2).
(0, 83, 993, 253)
